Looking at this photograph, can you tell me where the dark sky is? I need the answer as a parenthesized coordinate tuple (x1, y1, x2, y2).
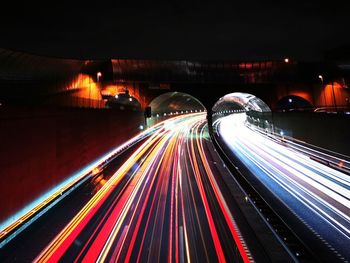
(1, 0, 350, 60)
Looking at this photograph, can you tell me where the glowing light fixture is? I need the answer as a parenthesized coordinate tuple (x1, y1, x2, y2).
(92, 167, 100, 175)
(97, 72, 102, 82)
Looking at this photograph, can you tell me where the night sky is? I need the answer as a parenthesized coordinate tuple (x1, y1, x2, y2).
(1, 0, 350, 60)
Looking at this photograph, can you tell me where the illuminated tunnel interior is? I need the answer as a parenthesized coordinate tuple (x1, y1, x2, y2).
(212, 92, 270, 118)
(211, 92, 272, 132)
(148, 91, 206, 116)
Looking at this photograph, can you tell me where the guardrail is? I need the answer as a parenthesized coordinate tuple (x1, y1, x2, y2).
(246, 123, 350, 175)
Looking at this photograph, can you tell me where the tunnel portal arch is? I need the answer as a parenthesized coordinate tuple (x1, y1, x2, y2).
(148, 92, 206, 115)
(212, 92, 271, 113)
(276, 95, 313, 111)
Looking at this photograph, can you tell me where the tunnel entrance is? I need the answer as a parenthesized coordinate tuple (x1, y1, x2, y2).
(276, 95, 313, 111)
(146, 92, 206, 127)
(211, 92, 271, 131)
(148, 92, 206, 116)
(212, 92, 271, 114)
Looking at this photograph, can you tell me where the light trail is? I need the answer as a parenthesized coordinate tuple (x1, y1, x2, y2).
(33, 113, 251, 263)
(217, 113, 350, 260)
(35, 124, 170, 262)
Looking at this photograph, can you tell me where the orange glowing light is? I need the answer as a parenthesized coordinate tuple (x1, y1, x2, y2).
(92, 167, 100, 175)
(284, 58, 289, 63)
(99, 178, 107, 186)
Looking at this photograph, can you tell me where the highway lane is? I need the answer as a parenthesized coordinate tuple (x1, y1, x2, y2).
(33, 113, 251, 263)
(216, 113, 350, 262)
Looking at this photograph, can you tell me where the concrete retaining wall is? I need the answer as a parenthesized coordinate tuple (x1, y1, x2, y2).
(247, 111, 350, 157)
(0, 106, 143, 222)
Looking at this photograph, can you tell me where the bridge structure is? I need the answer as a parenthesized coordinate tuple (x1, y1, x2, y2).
(100, 58, 350, 111)
(1, 48, 349, 112)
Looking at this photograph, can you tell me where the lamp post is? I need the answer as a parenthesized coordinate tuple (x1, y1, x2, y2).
(332, 81, 337, 112)
(97, 72, 102, 83)
(318, 75, 326, 108)
(96, 72, 102, 108)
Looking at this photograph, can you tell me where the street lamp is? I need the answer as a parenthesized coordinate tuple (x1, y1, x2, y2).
(318, 75, 323, 82)
(97, 72, 102, 82)
(318, 75, 326, 107)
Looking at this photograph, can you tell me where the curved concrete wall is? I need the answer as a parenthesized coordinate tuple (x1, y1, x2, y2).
(271, 112, 350, 157)
(247, 111, 350, 157)
(0, 106, 143, 222)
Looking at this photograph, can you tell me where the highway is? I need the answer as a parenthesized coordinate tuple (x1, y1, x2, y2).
(216, 113, 350, 261)
(26, 113, 251, 262)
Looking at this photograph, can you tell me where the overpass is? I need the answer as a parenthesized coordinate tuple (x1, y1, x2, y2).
(1, 48, 350, 111)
